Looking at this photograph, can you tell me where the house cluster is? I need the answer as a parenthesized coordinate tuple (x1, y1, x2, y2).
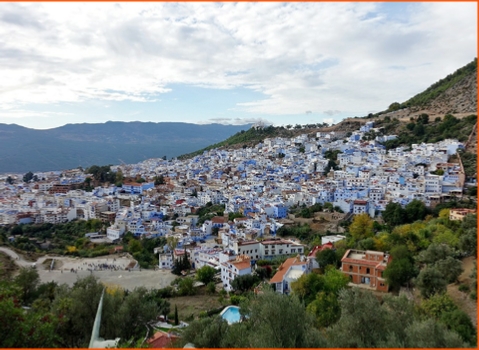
(0, 122, 471, 293)
(0, 122, 467, 229)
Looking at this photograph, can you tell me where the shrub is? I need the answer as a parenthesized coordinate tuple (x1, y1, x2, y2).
(206, 282, 216, 295)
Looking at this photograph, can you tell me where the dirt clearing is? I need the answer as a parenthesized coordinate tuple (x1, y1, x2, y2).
(447, 256, 477, 327)
(169, 292, 225, 321)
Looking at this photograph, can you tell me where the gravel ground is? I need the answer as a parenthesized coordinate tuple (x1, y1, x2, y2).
(37, 267, 177, 291)
(0, 247, 177, 291)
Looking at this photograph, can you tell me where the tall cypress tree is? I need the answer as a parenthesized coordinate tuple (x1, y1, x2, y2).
(174, 305, 179, 326)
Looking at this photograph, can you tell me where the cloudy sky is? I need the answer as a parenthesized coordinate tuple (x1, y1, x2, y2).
(0, 2, 476, 129)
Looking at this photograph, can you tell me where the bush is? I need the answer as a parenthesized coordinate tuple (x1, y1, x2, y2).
(206, 282, 216, 295)
(458, 284, 470, 293)
(156, 286, 175, 298)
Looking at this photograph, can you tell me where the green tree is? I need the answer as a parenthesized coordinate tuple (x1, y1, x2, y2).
(14, 267, 40, 305)
(154, 175, 165, 185)
(315, 248, 338, 268)
(383, 245, 417, 290)
(348, 213, 374, 240)
(0, 297, 59, 347)
(290, 272, 323, 305)
(196, 265, 216, 285)
(404, 199, 429, 222)
(306, 291, 340, 328)
(433, 257, 463, 283)
(440, 309, 477, 345)
(180, 316, 229, 348)
(241, 288, 327, 348)
(128, 238, 142, 253)
(177, 277, 195, 296)
(417, 243, 451, 265)
(382, 202, 404, 227)
(326, 288, 388, 347)
(206, 282, 216, 294)
(322, 265, 349, 294)
(6, 176, 14, 185)
(421, 293, 458, 318)
(413, 122, 425, 136)
(23, 171, 34, 183)
(417, 113, 429, 124)
(388, 102, 401, 111)
(402, 319, 465, 348)
(174, 304, 179, 326)
(231, 274, 260, 293)
(415, 266, 447, 298)
(51, 276, 104, 347)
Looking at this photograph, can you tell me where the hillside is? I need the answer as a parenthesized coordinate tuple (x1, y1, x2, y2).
(376, 58, 477, 120)
(180, 60, 477, 160)
(178, 120, 367, 160)
(0, 122, 250, 173)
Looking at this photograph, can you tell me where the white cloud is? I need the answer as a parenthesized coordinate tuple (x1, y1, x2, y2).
(197, 117, 271, 126)
(0, 2, 476, 121)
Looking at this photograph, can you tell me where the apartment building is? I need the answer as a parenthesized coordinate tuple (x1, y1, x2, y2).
(341, 249, 391, 292)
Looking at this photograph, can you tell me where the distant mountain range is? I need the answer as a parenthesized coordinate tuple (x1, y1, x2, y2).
(0, 122, 251, 173)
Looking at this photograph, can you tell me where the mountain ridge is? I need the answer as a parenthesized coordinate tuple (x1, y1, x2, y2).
(0, 122, 251, 173)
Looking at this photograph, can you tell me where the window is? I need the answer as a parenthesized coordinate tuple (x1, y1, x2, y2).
(291, 249, 296, 253)
(366, 268, 370, 274)
(255, 249, 257, 253)
(349, 265, 353, 272)
(361, 277, 366, 284)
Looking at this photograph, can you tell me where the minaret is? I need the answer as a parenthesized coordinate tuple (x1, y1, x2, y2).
(89, 288, 120, 348)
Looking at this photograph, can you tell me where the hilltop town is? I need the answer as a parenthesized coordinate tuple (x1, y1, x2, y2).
(0, 114, 477, 348)
(1, 116, 475, 263)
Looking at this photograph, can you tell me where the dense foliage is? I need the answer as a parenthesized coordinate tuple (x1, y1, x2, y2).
(380, 114, 476, 150)
(2, 220, 165, 269)
(399, 58, 476, 109)
(178, 287, 472, 348)
(0, 271, 170, 348)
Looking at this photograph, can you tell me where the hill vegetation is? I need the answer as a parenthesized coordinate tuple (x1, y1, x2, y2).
(371, 58, 477, 119)
(398, 59, 477, 110)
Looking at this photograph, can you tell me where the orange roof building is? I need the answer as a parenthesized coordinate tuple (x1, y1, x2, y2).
(220, 255, 252, 292)
(270, 255, 308, 295)
(341, 249, 391, 292)
(146, 330, 179, 348)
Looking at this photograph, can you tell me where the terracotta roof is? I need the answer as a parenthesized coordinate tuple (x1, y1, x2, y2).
(238, 240, 259, 246)
(270, 257, 306, 283)
(232, 260, 251, 270)
(212, 216, 226, 224)
(123, 182, 143, 186)
(147, 331, 178, 348)
(307, 242, 333, 258)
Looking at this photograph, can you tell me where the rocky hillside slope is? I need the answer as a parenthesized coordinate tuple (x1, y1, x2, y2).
(378, 58, 477, 120)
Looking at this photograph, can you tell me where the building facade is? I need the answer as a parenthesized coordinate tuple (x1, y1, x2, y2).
(340, 249, 390, 292)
